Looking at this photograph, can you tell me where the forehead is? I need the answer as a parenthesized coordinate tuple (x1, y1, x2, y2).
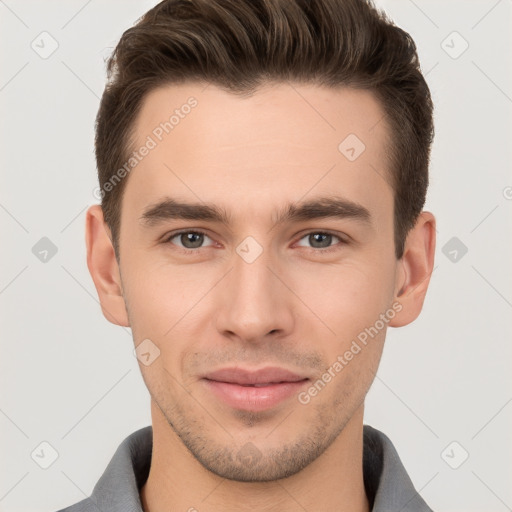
(134, 81, 390, 152)
(124, 82, 393, 222)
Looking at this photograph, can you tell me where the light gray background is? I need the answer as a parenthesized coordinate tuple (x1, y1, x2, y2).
(1, 1, 511, 511)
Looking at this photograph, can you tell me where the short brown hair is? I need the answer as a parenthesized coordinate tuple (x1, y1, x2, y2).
(95, 0, 434, 260)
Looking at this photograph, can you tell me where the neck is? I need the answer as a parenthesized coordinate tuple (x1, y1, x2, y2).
(140, 401, 370, 512)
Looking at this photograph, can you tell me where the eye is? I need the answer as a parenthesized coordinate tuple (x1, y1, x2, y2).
(295, 231, 345, 252)
(162, 229, 347, 253)
(164, 230, 215, 250)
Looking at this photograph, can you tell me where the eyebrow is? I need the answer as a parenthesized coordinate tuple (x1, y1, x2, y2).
(139, 196, 372, 229)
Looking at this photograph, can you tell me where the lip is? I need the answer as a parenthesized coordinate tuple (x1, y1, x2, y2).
(203, 367, 307, 385)
(201, 367, 309, 411)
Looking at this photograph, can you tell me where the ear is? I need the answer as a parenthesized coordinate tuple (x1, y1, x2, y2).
(389, 211, 436, 327)
(85, 205, 130, 327)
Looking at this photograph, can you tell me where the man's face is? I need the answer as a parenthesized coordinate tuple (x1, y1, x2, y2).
(117, 82, 400, 480)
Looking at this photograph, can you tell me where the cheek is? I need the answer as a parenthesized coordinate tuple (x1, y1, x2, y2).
(122, 257, 202, 338)
(290, 259, 394, 337)
(122, 261, 217, 389)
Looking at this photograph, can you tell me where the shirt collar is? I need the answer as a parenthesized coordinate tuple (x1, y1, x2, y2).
(363, 425, 433, 511)
(60, 425, 433, 512)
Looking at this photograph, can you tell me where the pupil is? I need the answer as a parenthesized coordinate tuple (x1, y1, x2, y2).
(182, 232, 203, 248)
(311, 233, 330, 248)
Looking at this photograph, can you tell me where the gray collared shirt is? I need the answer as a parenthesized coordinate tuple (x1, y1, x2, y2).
(56, 425, 433, 511)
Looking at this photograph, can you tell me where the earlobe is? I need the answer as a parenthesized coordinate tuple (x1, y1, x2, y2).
(85, 205, 130, 327)
(389, 211, 436, 328)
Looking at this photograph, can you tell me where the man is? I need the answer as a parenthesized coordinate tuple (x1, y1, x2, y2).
(59, 0, 436, 510)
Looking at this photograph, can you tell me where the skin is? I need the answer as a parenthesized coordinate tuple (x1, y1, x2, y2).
(86, 82, 436, 512)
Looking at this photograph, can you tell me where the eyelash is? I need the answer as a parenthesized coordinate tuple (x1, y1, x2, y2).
(162, 229, 347, 255)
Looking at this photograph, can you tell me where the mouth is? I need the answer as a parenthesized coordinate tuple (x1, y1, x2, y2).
(202, 366, 308, 385)
(201, 367, 310, 411)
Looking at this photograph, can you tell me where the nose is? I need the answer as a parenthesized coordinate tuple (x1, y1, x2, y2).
(214, 244, 295, 344)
